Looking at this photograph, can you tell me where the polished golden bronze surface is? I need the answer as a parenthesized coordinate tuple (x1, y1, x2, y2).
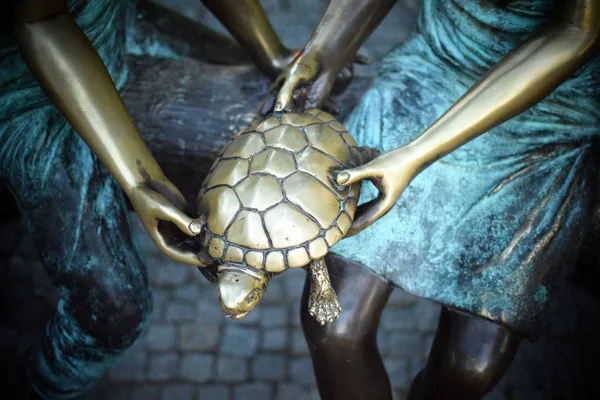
(197, 109, 373, 324)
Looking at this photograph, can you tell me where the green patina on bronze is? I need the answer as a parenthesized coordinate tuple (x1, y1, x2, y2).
(333, 0, 599, 337)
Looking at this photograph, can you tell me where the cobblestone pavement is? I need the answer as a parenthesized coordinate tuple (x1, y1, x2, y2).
(2, 215, 600, 400)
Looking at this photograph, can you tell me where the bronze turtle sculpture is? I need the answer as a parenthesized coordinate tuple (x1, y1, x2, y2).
(196, 109, 377, 325)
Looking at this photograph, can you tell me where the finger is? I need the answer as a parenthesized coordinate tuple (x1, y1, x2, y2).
(308, 72, 336, 108)
(345, 193, 395, 237)
(336, 164, 376, 187)
(147, 190, 202, 236)
(274, 74, 305, 112)
(149, 227, 208, 267)
(258, 76, 284, 117)
(158, 203, 203, 237)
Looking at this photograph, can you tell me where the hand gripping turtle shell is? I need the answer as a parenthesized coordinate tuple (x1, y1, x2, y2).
(195, 109, 378, 325)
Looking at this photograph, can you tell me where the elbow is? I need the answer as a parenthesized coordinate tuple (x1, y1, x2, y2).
(556, 0, 600, 37)
(548, 1, 600, 63)
(11, 0, 67, 24)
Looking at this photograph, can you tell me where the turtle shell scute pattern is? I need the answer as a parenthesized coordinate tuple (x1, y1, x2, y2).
(197, 109, 360, 273)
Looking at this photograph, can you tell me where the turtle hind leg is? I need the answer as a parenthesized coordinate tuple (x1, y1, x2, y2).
(305, 258, 342, 325)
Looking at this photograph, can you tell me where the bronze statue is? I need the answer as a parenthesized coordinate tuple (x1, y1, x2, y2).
(1, 0, 298, 398)
(196, 108, 380, 325)
(261, 0, 600, 399)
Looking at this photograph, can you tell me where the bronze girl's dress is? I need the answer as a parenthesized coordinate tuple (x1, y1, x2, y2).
(0, 1, 162, 398)
(334, 0, 599, 337)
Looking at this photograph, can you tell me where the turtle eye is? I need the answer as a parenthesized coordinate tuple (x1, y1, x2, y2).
(246, 290, 257, 303)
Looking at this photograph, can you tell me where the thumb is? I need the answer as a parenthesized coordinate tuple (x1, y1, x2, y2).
(336, 164, 376, 187)
(159, 205, 203, 237)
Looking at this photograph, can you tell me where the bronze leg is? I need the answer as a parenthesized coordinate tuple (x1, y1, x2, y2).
(409, 308, 521, 400)
(301, 254, 394, 400)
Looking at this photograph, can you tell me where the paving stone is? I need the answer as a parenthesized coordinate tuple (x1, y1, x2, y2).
(275, 383, 313, 400)
(415, 300, 440, 331)
(384, 359, 410, 390)
(180, 353, 215, 382)
(385, 332, 423, 358)
(232, 383, 272, 400)
(288, 303, 301, 328)
(166, 301, 195, 322)
(148, 353, 178, 381)
(251, 354, 286, 381)
(180, 323, 220, 351)
(161, 383, 194, 400)
(144, 324, 176, 351)
(98, 384, 131, 400)
(260, 305, 286, 327)
(130, 385, 160, 400)
(220, 325, 259, 358)
(198, 384, 230, 400)
(83, 385, 101, 400)
(388, 289, 418, 307)
(381, 307, 417, 331)
(282, 270, 305, 299)
(393, 388, 407, 400)
(408, 357, 425, 383)
(291, 329, 309, 355)
(421, 332, 435, 357)
(261, 279, 285, 303)
(150, 290, 169, 322)
(148, 264, 189, 287)
(196, 301, 228, 326)
(175, 283, 200, 302)
(216, 357, 248, 382)
(261, 328, 287, 352)
(289, 357, 315, 385)
(152, 289, 170, 305)
(136, 229, 162, 254)
(309, 388, 321, 400)
(108, 341, 146, 382)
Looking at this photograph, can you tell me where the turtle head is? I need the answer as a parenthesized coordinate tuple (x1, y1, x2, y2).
(217, 264, 270, 320)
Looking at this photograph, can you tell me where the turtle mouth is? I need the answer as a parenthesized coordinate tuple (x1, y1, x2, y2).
(225, 311, 249, 320)
(216, 264, 269, 320)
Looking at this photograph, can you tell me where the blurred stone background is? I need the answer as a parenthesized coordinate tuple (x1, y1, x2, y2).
(1, 1, 600, 399)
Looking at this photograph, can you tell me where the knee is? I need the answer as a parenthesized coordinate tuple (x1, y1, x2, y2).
(445, 353, 513, 391)
(67, 269, 153, 350)
(301, 311, 376, 354)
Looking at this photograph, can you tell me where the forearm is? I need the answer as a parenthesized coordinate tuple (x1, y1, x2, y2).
(406, 0, 600, 167)
(303, 0, 396, 73)
(13, 9, 166, 195)
(201, 0, 288, 77)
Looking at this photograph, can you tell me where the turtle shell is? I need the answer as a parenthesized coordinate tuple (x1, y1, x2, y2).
(196, 109, 361, 273)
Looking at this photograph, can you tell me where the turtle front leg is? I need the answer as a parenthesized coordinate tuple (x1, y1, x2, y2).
(305, 258, 342, 325)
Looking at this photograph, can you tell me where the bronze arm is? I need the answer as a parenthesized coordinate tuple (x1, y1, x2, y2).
(12, 0, 206, 266)
(271, 0, 397, 112)
(200, 0, 294, 78)
(337, 0, 600, 236)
